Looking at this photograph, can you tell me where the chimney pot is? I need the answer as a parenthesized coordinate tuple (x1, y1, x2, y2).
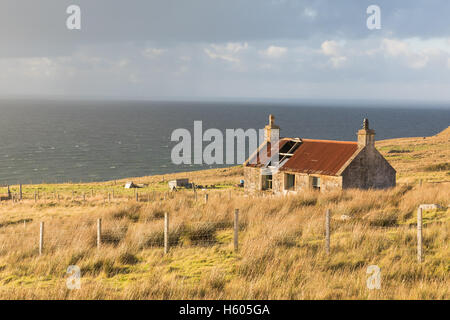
(264, 114, 280, 142)
(363, 118, 369, 130)
(357, 118, 375, 147)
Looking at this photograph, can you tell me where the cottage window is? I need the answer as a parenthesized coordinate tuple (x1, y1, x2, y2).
(262, 174, 273, 190)
(285, 174, 295, 190)
(312, 177, 321, 190)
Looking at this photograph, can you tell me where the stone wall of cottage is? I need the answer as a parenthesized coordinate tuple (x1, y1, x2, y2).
(341, 146, 396, 189)
(318, 175, 343, 191)
(244, 167, 345, 194)
(290, 173, 341, 192)
(272, 172, 284, 193)
(244, 167, 262, 193)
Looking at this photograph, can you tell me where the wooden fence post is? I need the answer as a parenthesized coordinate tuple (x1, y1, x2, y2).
(234, 209, 239, 252)
(34, 191, 37, 203)
(417, 207, 423, 263)
(19, 184, 22, 201)
(108, 193, 111, 203)
(39, 222, 44, 255)
(325, 209, 330, 255)
(136, 191, 139, 202)
(204, 193, 208, 204)
(97, 218, 102, 249)
(83, 193, 86, 202)
(164, 212, 169, 254)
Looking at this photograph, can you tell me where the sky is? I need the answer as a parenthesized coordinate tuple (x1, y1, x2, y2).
(1, 0, 450, 102)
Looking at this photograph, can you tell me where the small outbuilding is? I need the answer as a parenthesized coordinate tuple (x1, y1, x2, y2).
(124, 181, 139, 189)
(168, 178, 190, 191)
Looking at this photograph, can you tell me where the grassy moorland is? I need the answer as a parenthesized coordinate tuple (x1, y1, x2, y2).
(0, 128, 448, 299)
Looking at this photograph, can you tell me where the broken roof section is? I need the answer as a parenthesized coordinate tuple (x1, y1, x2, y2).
(245, 138, 290, 168)
(245, 138, 359, 176)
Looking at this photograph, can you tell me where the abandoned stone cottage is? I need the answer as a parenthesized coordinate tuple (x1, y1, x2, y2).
(243, 115, 396, 193)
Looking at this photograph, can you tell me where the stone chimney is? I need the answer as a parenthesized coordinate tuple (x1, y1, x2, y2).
(357, 118, 375, 147)
(264, 114, 280, 142)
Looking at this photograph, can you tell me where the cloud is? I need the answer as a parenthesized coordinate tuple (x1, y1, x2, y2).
(260, 46, 288, 58)
(204, 42, 248, 63)
(321, 40, 347, 68)
(142, 48, 166, 59)
(303, 8, 317, 19)
(382, 39, 409, 57)
(2, 37, 450, 100)
(382, 38, 433, 69)
(329, 56, 347, 68)
(321, 41, 341, 56)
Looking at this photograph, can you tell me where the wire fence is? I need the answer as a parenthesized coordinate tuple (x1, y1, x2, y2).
(0, 207, 431, 264)
(0, 188, 248, 205)
(0, 210, 241, 254)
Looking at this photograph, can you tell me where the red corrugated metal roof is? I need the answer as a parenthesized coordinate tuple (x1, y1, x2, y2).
(245, 138, 359, 176)
(280, 139, 358, 176)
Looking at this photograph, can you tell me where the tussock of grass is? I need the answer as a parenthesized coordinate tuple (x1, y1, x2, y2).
(0, 218, 33, 228)
(118, 251, 139, 265)
(423, 162, 450, 172)
(99, 226, 128, 247)
(387, 149, 411, 154)
(185, 223, 217, 245)
(364, 210, 399, 227)
(142, 232, 174, 248)
(109, 204, 141, 222)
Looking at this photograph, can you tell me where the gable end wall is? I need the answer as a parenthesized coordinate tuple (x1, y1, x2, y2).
(341, 146, 396, 189)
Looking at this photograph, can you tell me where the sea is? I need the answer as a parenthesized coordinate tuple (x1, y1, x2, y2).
(0, 98, 449, 184)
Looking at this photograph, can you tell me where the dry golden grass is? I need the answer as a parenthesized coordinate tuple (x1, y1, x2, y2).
(0, 128, 448, 300)
(376, 126, 450, 184)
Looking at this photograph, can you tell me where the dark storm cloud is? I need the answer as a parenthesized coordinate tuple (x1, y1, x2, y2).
(1, 0, 449, 57)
